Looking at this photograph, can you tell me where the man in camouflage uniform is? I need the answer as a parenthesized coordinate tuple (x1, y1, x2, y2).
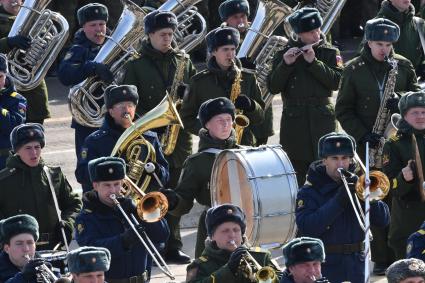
(180, 26, 265, 146)
(121, 10, 196, 264)
(382, 90, 425, 260)
(185, 204, 280, 283)
(268, 7, 342, 186)
(0, 0, 50, 124)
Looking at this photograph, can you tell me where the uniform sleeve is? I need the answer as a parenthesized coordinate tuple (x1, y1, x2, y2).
(0, 94, 26, 134)
(268, 49, 295, 95)
(335, 68, 370, 141)
(75, 135, 101, 188)
(382, 140, 416, 197)
(143, 218, 170, 245)
(180, 78, 202, 135)
(187, 59, 197, 79)
(369, 200, 390, 228)
(122, 60, 139, 86)
(244, 74, 265, 125)
(186, 262, 236, 283)
(58, 45, 95, 86)
(4, 273, 25, 283)
(305, 48, 342, 91)
(295, 187, 346, 237)
(0, 37, 10, 53)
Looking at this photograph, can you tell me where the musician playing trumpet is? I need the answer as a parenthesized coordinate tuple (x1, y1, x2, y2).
(0, 214, 57, 283)
(295, 132, 390, 283)
(382, 90, 425, 260)
(75, 156, 170, 282)
(186, 204, 280, 283)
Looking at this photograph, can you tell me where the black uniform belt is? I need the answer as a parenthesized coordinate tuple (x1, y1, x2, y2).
(107, 272, 148, 283)
(284, 97, 330, 106)
(325, 242, 364, 254)
(0, 148, 10, 156)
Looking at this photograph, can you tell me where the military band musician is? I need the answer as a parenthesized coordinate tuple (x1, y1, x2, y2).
(385, 258, 425, 283)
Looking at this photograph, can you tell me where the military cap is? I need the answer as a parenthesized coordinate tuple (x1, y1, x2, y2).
(318, 132, 356, 158)
(365, 18, 400, 42)
(219, 0, 250, 21)
(104, 84, 139, 109)
(198, 97, 236, 128)
(206, 204, 246, 237)
(68, 246, 111, 274)
(398, 91, 425, 117)
(10, 123, 45, 152)
(206, 26, 240, 52)
(88, 156, 126, 183)
(288, 7, 323, 34)
(283, 237, 325, 267)
(0, 214, 39, 244)
(386, 258, 425, 283)
(77, 3, 108, 26)
(0, 53, 8, 73)
(144, 10, 178, 34)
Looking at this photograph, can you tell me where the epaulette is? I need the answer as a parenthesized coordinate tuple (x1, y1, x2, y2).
(9, 91, 17, 98)
(0, 13, 14, 20)
(91, 130, 108, 140)
(0, 167, 16, 180)
(198, 256, 208, 262)
(250, 246, 268, 254)
(389, 135, 400, 142)
(344, 57, 365, 72)
(191, 69, 210, 81)
(185, 151, 205, 162)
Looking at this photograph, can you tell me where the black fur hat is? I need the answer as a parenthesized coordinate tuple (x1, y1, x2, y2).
(144, 10, 178, 34)
(77, 3, 108, 26)
(198, 97, 236, 128)
(206, 27, 240, 52)
(205, 204, 246, 237)
(288, 7, 322, 34)
(318, 132, 356, 158)
(88, 157, 126, 183)
(219, 0, 250, 21)
(365, 18, 400, 42)
(104, 84, 139, 109)
(10, 123, 45, 152)
(68, 246, 111, 274)
(283, 237, 325, 267)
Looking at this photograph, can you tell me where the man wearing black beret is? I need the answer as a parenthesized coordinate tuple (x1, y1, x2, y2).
(76, 84, 169, 193)
(295, 132, 390, 283)
(162, 97, 241, 258)
(186, 203, 280, 282)
(180, 26, 265, 147)
(67, 246, 111, 283)
(58, 2, 114, 174)
(0, 53, 26, 170)
(121, 9, 196, 264)
(0, 123, 82, 251)
(269, 7, 341, 186)
(75, 156, 169, 282)
(382, 91, 425, 261)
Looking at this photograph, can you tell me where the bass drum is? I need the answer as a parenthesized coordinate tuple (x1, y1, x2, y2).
(210, 145, 298, 248)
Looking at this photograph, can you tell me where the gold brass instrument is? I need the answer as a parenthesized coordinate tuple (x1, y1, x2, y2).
(159, 50, 188, 155)
(69, 0, 146, 128)
(24, 254, 58, 283)
(111, 95, 183, 191)
(109, 194, 175, 280)
(158, 0, 207, 52)
(7, 0, 69, 91)
(229, 241, 277, 283)
(411, 134, 425, 201)
(229, 62, 250, 144)
(369, 56, 399, 169)
(236, 0, 292, 108)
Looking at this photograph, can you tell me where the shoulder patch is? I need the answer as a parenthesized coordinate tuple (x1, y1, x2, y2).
(80, 147, 88, 160)
(0, 167, 16, 180)
(199, 256, 208, 262)
(407, 242, 413, 255)
(297, 199, 305, 209)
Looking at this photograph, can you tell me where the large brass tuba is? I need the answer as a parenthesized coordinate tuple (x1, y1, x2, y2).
(237, 0, 292, 108)
(111, 95, 183, 192)
(8, 0, 69, 91)
(68, 0, 146, 128)
(158, 0, 207, 52)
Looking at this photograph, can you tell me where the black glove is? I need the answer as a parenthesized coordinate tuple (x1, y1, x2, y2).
(176, 83, 189, 99)
(234, 95, 255, 112)
(94, 63, 113, 83)
(160, 188, 179, 210)
(360, 132, 382, 148)
(120, 224, 145, 249)
(385, 96, 400, 113)
(56, 220, 72, 245)
(22, 258, 44, 280)
(335, 184, 351, 208)
(117, 197, 137, 215)
(7, 35, 31, 49)
(227, 246, 248, 274)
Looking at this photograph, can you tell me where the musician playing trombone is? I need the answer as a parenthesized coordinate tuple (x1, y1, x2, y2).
(74, 156, 170, 283)
(295, 132, 390, 283)
(382, 90, 425, 260)
(0, 214, 57, 283)
(186, 204, 281, 283)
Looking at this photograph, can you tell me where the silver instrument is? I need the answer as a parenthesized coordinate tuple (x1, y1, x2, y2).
(210, 145, 298, 248)
(237, 0, 292, 108)
(8, 0, 69, 91)
(68, 0, 146, 128)
(24, 254, 58, 283)
(158, 0, 207, 52)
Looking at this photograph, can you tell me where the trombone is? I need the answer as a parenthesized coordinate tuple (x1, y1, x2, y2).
(109, 194, 175, 280)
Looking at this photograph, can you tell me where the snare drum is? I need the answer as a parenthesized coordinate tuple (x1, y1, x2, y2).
(210, 145, 298, 248)
(38, 250, 68, 274)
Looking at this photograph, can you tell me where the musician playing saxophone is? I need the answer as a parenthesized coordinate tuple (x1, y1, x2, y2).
(382, 91, 425, 260)
(0, 214, 57, 283)
(121, 10, 196, 263)
(186, 204, 280, 283)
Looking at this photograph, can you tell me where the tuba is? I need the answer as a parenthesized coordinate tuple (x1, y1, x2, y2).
(158, 0, 207, 52)
(111, 95, 183, 191)
(68, 0, 146, 128)
(8, 0, 69, 91)
(237, 0, 292, 108)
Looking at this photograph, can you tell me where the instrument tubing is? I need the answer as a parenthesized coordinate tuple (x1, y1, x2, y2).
(325, 242, 364, 254)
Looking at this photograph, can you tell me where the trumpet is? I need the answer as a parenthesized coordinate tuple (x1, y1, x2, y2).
(24, 254, 58, 283)
(229, 241, 277, 283)
(109, 194, 175, 280)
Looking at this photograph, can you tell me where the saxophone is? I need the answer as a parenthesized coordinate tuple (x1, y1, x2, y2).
(369, 56, 399, 168)
(230, 62, 249, 144)
(159, 51, 188, 155)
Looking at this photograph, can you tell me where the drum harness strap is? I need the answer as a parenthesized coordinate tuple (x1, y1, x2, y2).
(201, 148, 223, 155)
